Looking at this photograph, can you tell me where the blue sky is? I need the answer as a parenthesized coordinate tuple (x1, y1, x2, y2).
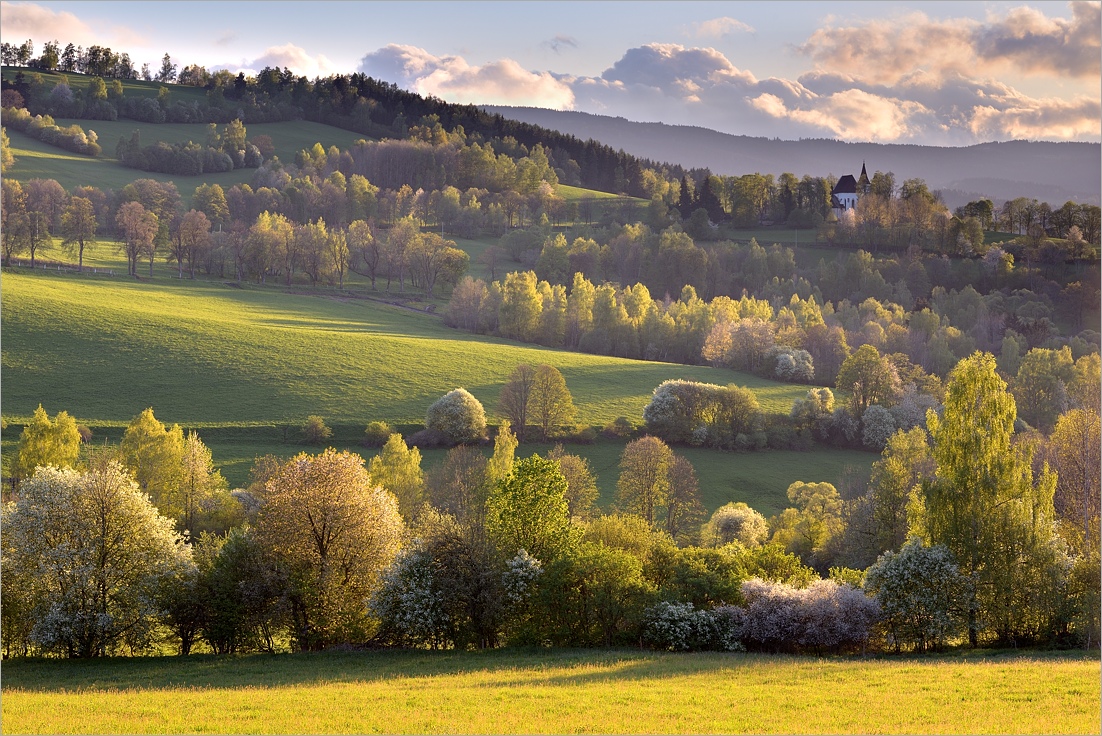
(2, 1, 1099, 145)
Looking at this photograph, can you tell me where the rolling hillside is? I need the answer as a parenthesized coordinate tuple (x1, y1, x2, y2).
(483, 106, 1102, 207)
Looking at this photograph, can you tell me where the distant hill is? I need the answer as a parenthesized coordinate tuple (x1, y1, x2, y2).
(484, 106, 1101, 208)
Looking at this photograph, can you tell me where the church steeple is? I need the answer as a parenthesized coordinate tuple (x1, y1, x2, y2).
(857, 161, 870, 194)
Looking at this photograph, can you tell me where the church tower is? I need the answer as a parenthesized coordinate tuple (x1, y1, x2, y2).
(857, 161, 871, 195)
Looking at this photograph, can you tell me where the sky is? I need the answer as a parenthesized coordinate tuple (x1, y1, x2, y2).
(2, 0, 1099, 146)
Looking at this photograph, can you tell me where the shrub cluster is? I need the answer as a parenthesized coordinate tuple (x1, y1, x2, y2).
(642, 601, 746, 652)
(1, 107, 100, 156)
(117, 135, 261, 176)
(643, 379, 763, 450)
(740, 578, 880, 653)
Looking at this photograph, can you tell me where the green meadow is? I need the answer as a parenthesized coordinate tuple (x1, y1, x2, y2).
(2, 648, 1096, 734)
(1, 269, 872, 513)
(3, 118, 372, 200)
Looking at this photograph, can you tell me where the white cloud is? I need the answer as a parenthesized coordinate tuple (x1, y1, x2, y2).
(357, 24, 1099, 145)
(0, 1, 103, 46)
(360, 45, 574, 109)
(248, 44, 339, 78)
(691, 17, 754, 38)
(799, 2, 1101, 83)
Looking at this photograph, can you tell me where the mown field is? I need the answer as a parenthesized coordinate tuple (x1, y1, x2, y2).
(2, 648, 1097, 734)
(1, 269, 873, 514)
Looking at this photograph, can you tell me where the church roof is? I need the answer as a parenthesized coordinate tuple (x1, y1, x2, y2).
(833, 175, 857, 194)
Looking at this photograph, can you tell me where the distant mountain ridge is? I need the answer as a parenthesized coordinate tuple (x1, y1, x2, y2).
(484, 106, 1101, 208)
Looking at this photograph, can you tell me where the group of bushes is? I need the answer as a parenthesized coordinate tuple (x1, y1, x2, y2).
(642, 379, 764, 450)
(1, 107, 100, 156)
(116, 130, 262, 176)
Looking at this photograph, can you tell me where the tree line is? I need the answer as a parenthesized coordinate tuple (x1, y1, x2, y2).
(4, 351, 1097, 656)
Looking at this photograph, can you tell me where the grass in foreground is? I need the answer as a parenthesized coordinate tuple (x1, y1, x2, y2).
(2, 648, 1096, 734)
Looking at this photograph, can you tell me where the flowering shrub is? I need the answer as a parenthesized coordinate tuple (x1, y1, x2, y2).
(426, 388, 486, 444)
(864, 540, 965, 652)
(642, 601, 746, 652)
(502, 549, 543, 605)
(740, 577, 879, 653)
(861, 405, 897, 450)
(369, 545, 453, 649)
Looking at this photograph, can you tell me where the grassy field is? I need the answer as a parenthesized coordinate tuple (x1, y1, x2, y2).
(3, 118, 372, 201)
(2, 269, 871, 514)
(2, 68, 210, 104)
(2, 648, 1096, 734)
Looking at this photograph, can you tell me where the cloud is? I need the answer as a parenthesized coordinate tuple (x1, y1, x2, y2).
(357, 36, 1098, 144)
(601, 43, 757, 88)
(214, 33, 237, 47)
(0, 1, 98, 46)
(799, 2, 1101, 83)
(248, 44, 339, 78)
(360, 44, 454, 87)
(216, 44, 340, 79)
(691, 17, 754, 38)
(542, 35, 578, 54)
(360, 45, 574, 109)
(571, 42, 1098, 144)
(973, 1, 1101, 78)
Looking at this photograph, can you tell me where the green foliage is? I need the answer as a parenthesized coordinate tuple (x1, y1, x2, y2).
(924, 352, 1064, 646)
(616, 436, 673, 525)
(532, 540, 655, 647)
(367, 434, 424, 520)
(14, 404, 81, 483)
(301, 415, 332, 444)
(363, 420, 393, 447)
(769, 481, 844, 573)
(486, 455, 576, 562)
(836, 344, 900, 417)
(117, 407, 184, 507)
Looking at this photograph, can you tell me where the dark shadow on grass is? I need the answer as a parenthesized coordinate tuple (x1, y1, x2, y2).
(3, 647, 1095, 694)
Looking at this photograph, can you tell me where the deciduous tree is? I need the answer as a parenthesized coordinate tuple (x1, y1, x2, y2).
(616, 436, 673, 525)
(59, 196, 96, 272)
(14, 404, 81, 484)
(923, 352, 1062, 646)
(255, 449, 403, 649)
(368, 434, 424, 519)
(529, 364, 576, 441)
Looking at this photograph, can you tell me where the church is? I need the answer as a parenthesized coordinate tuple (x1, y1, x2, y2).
(831, 162, 871, 213)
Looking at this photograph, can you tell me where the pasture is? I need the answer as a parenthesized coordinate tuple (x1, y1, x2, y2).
(2, 118, 371, 200)
(1, 269, 872, 514)
(2, 648, 1096, 734)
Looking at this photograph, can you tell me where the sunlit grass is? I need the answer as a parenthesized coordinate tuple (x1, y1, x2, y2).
(2, 269, 870, 512)
(2, 648, 1096, 734)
